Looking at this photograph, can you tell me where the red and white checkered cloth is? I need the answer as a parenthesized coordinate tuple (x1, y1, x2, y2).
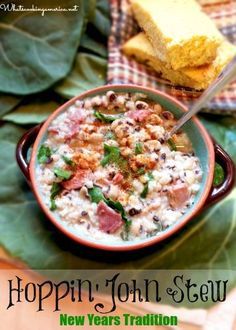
(107, 0, 236, 115)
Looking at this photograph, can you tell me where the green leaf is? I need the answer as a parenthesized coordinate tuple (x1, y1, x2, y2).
(94, 111, 116, 123)
(0, 93, 22, 117)
(213, 163, 224, 186)
(55, 53, 107, 99)
(136, 167, 145, 176)
(3, 98, 60, 124)
(140, 182, 149, 199)
(37, 145, 52, 164)
(88, 186, 130, 224)
(100, 144, 120, 167)
(0, 0, 85, 95)
(106, 199, 130, 223)
(62, 156, 76, 167)
(80, 32, 107, 58)
(91, 0, 111, 37)
(201, 115, 236, 163)
(50, 182, 62, 211)
(148, 172, 154, 180)
(88, 186, 106, 204)
(167, 138, 177, 151)
(135, 142, 143, 155)
(54, 168, 72, 180)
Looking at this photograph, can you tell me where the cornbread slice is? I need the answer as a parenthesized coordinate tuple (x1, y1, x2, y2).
(131, 0, 223, 70)
(122, 33, 236, 90)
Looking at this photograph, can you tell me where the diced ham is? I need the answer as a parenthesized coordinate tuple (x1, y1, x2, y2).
(126, 109, 152, 122)
(61, 169, 90, 190)
(68, 109, 86, 123)
(112, 172, 124, 185)
(48, 127, 59, 134)
(97, 201, 123, 234)
(48, 110, 86, 138)
(168, 184, 190, 209)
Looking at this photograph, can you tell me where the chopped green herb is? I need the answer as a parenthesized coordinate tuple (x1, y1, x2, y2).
(213, 163, 224, 186)
(100, 145, 129, 176)
(88, 186, 130, 224)
(135, 142, 143, 155)
(120, 221, 132, 241)
(54, 168, 72, 180)
(140, 182, 149, 198)
(37, 145, 52, 164)
(147, 220, 163, 238)
(139, 173, 154, 198)
(105, 131, 116, 140)
(101, 144, 120, 167)
(148, 172, 154, 180)
(106, 199, 130, 223)
(88, 186, 106, 204)
(167, 138, 177, 151)
(62, 155, 76, 167)
(136, 167, 145, 176)
(94, 111, 116, 123)
(50, 182, 61, 211)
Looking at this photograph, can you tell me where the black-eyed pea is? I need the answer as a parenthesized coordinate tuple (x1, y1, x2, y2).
(120, 147, 132, 157)
(153, 104, 162, 114)
(148, 114, 163, 125)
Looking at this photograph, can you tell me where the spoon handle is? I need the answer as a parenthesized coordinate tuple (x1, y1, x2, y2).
(169, 55, 236, 137)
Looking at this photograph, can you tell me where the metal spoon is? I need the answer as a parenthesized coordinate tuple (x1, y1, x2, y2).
(168, 55, 236, 138)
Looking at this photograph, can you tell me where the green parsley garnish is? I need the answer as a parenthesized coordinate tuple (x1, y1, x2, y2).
(88, 186, 106, 204)
(167, 138, 177, 151)
(140, 182, 149, 199)
(54, 168, 72, 180)
(148, 172, 154, 180)
(88, 186, 131, 225)
(37, 145, 52, 164)
(213, 163, 224, 187)
(101, 144, 120, 167)
(62, 155, 76, 167)
(94, 111, 116, 123)
(135, 142, 143, 155)
(50, 182, 61, 211)
(136, 167, 145, 176)
(100, 144, 129, 176)
(140, 172, 154, 199)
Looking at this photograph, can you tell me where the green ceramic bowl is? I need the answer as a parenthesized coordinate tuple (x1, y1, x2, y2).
(16, 85, 235, 251)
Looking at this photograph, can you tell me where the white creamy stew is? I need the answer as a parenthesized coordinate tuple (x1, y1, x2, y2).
(36, 91, 202, 243)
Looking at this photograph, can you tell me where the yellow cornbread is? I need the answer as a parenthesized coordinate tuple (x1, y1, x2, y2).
(122, 33, 236, 90)
(131, 0, 223, 70)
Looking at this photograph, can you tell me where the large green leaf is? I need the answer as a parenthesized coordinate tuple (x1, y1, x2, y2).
(201, 115, 236, 163)
(55, 53, 107, 99)
(3, 93, 62, 124)
(0, 0, 85, 95)
(0, 93, 22, 117)
(80, 32, 108, 58)
(91, 0, 111, 37)
(0, 123, 236, 276)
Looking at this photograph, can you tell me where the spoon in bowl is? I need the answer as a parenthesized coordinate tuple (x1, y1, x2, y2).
(168, 56, 236, 138)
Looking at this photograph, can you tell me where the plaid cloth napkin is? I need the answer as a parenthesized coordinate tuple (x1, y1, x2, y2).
(107, 0, 236, 115)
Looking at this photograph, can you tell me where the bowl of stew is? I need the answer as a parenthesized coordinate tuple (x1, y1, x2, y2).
(16, 85, 235, 251)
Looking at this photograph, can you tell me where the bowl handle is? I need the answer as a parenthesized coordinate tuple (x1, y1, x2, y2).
(16, 124, 42, 181)
(206, 142, 235, 206)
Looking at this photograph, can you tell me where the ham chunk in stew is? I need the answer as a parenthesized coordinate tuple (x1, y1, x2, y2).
(97, 201, 123, 233)
(61, 169, 90, 190)
(168, 184, 190, 209)
(126, 109, 152, 122)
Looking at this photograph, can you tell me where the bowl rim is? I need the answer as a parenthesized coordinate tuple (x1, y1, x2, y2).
(29, 84, 215, 251)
